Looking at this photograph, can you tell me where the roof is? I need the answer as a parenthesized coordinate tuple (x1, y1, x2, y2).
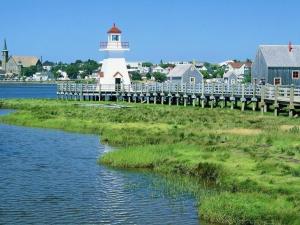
(107, 23, 122, 34)
(11, 56, 40, 67)
(244, 61, 252, 67)
(228, 61, 252, 69)
(228, 62, 243, 69)
(167, 64, 194, 77)
(259, 45, 300, 67)
(3, 39, 7, 51)
(43, 61, 55, 66)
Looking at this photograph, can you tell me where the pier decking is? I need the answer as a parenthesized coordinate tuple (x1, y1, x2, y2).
(57, 82, 300, 117)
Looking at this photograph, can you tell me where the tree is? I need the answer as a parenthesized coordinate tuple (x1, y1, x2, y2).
(21, 66, 37, 77)
(201, 70, 210, 79)
(142, 62, 153, 67)
(65, 64, 80, 79)
(82, 59, 99, 75)
(75, 59, 83, 65)
(152, 72, 167, 82)
(160, 63, 175, 69)
(146, 72, 152, 80)
(130, 71, 142, 81)
(243, 74, 251, 83)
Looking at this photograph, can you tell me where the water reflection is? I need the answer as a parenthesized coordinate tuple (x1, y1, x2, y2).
(0, 116, 200, 224)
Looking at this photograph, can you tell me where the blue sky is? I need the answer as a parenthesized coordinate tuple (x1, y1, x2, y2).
(1, 0, 300, 63)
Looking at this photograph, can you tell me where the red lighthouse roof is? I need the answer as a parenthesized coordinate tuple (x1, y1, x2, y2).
(107, 23, 122, 34)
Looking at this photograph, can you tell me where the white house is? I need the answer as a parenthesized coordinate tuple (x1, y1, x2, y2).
(42, 61, 55, 71)
(127, 61, 142, 73)
(223, 71, 238, 84)
(98, 23, 131, 91)
(151, 65, 168, 74)
(32, 71, 54, 81)
(226, 61, 252, 77)
(57, 70, 70, 80)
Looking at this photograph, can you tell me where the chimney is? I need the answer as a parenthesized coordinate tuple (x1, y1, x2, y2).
(289, 41, 293, 52)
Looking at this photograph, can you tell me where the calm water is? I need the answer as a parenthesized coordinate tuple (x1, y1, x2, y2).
(0, 110, 200, 224)
(0, 83, 56, 99)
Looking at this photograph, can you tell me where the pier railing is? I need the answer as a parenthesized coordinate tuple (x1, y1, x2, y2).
(56, 82, 300, 116)
(56, 82, 300, 101)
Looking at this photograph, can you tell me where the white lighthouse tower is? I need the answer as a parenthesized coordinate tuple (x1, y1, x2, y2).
(99, 23, 131, 91)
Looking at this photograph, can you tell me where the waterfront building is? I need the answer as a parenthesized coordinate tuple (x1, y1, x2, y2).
(32, 71, 54, 81)
(226, 61, 252, 78)
(43, 61, 55, 71)
(99, 23, 131, 91)
(252, 43, 300, 85)
(151, 65, 168, 74)
(1, 39, 42, 77)
(223, 71, 238, 84)
(167, 64, 203, 84)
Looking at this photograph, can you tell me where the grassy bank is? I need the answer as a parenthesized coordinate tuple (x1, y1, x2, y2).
(1, 99, 300, 224)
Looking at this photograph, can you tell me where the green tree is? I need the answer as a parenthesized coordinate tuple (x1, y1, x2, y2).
(82, 59, 99, 76)
(201, 70, 210, 79)
(152, 72, 167, 82)
(243, 74, 251, 83)
(75, 59, 83, 65)
(160, 63, 175, 69)
(146, 72, 152, 80)
(65, 64, 80, 79)
(130, 71, 142, 81)
(142, 62, 153, 67)
(21, 66, 37, 77)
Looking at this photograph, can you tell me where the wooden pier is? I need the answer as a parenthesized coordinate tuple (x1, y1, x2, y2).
(57, 82, 300, 117)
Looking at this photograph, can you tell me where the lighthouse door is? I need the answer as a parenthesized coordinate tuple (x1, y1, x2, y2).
(115, 78, 121, 91)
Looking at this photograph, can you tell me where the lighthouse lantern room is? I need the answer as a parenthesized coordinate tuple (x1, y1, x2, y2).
(99, 23, 131, 91)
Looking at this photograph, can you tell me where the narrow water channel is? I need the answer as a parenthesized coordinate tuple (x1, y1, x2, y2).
(0, 109, 200, 224)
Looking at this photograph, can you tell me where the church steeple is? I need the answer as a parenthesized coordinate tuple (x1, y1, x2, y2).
(3, 39, 8, 51)
(2, 39, 9, 71)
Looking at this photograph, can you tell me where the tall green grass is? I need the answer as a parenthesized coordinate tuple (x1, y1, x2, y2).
(1, 99, 300, 224)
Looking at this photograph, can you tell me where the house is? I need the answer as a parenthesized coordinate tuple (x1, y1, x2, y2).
(0, 69, 5, 80)
(252, 44, 300, 85)
(127, 61, 142, 73)
(151, 65, 168, 74)
(218, 60, 234, 67)
(56, 70, 70, 80)
(227, 61, 252, 76)
(32, 71, 54, 81)
(43, 61, 55, 71)
(167, 64, 203, 84)
(223, 71, 238, 84)
(1, 39, 42, 77)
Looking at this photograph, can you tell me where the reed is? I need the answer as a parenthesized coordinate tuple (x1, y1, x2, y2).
(1, 99, 300, 224)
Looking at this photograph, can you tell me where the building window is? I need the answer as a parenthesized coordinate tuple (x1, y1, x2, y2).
(274, 77, 281, 85)
(190, 77, 195, 83)
(112, 35, 119, 41)
(292, 70, 300, 79)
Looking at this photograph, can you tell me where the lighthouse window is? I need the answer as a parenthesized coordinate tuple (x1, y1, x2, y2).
(112, 35, 119, 41)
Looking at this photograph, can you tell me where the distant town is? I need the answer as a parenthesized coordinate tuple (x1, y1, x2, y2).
(0, 38, 252, 84)
(1, 36, 300, 87)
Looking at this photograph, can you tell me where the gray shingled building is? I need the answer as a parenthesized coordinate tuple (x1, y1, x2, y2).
(252, 44, 300, 85)
(167, 64, 203, 84)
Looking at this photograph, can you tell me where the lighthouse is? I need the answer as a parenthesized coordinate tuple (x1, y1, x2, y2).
(99, 23, 131, 91)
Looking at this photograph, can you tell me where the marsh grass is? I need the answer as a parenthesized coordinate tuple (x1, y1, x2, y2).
(1, 99, 300, 224)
